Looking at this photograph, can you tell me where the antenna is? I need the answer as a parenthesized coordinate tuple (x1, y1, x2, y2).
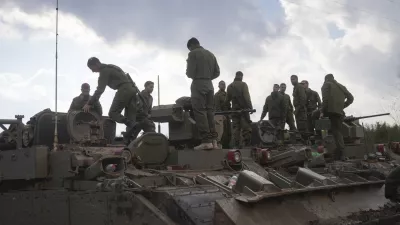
(157, 75, 161, 133)
(52, 0, 59, 152)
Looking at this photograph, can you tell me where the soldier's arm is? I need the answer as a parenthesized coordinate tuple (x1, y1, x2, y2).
(316, 91, 322, 108)
(281, 97, 287, 119)
(68, 98, 77, 112)
(211, 56, 220, 80)
(214, 93, 221, 111)
(243, 83, 253, 109)
(148, 97, 153, 115)
(224, 86, 232, 110)
(298, 85, 307, 108)
(88, 69, 109, 105)
(321, 83, 330, 112)
(343, 86, 354, 108)
(260, 97, 268, 120)
(186, 51, 196, 79)
(288, 96, 294, 111)
(93, 100, 103, 116)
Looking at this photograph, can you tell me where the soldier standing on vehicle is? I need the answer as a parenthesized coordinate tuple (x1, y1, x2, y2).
(69, 83, 103, 116)
(320, 74, 354, 160)
(214, 80, 232, 149)
(301, 80, 321, 134)
(291, 75, 307, 135)
(260, 84, 287, 141)
(279, 83, 296, 130)
(186, 37, 220, 150)
(84, 57, 137, 143)
(224, 71, 253, 148)
(131, 81, 156, 140)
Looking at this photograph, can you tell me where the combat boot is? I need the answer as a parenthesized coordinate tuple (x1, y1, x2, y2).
(123, 120, 138, 145)
(212, 140, 221, 149)
(194, 142, 213, 150)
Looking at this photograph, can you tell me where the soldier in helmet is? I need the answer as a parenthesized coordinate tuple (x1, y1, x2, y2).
(291, 75, 307, 135)
(83, 57, 137, 143)
(320, 73, 354, 160)
(224, 71, 253, 148)
(69, 83, 103, 116)
(279, 83, 296, 130)
(131, 81, 156, 139)
(301, 80, 321, 134)
(186, 37, 220, 150)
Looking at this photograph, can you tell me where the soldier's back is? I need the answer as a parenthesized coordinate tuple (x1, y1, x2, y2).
(190, 47, 217, 80)
(99, 64, 130, 90)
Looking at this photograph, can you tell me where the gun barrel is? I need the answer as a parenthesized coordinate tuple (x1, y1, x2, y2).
(344, 113, 390, 121)
(214, 109, 256, 116)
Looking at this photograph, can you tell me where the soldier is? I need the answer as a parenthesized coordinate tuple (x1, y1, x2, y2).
(301, 80, 321, 134)
(83, 57, 137, 143)
(279, 83, 296, 130)
(69, 83, 103, 116)
(290, 75, 307, 135)
(224, 71, 253, 148)
(131, 81, 156, 140)
(214, 80, 232, 149)
(320, 74, 354, 160)
(186, 37, 220, 150)
(260, 84, 287, 141)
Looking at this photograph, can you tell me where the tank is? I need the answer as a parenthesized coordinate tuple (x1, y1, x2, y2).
(0, 104, 399, 225)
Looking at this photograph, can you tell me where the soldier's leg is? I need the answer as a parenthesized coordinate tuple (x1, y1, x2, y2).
(330, 114, 345, 160)
(221, 116, 232, 148)
(205, 90, 218, 143)
(286, 113, 297, 130)
(142, 118, 156, 133)
(191, 85, 212, 149)
(295, 109, 307, 138)
(240, 114, 252, 147)
(306, 113, 314, 134)
(109, 85, 136, 124)
(214, 115, 224, 147)
(231, 115, 241, 148)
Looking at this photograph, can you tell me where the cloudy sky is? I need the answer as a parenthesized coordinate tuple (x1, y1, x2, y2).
(0, 0, 399, 136)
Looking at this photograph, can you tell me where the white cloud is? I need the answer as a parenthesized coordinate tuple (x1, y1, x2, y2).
(0, 0, 399, 138)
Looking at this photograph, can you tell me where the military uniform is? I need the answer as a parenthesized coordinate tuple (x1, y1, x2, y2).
(305, 88, 321, 133)
(321, 75, 354, 160)
(214, 89, 232, 148)
(261, 92, 286, 141)
(69, 94, 103, 116)
(224, 78, 253, 148)
(131, 90, 156, 139)
(88, 64, 137, 128)
(186, 46, 220, 149)
(280, 92, 296, 130)
(292, 83, 307, 133)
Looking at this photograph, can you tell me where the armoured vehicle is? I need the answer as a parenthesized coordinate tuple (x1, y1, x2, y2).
(0, 103, 399, 225)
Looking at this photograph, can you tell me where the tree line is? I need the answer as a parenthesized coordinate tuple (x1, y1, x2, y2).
(364, 122, 400, 144)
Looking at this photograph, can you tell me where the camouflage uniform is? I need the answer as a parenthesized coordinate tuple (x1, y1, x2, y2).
(292, 83, 307, 133)
(321, 74, 354, 160)
(224, 78, 253, 148)
(69, 94, 103, 116)
(261, 92, 287, 141)
(186, 46, 220, 147)
(88, 64, 137, 128)
(214, 89, 232, 148)
(305, 88, 321, 133)
(131, 90, 156, 139)
(280, 92, 296, 130)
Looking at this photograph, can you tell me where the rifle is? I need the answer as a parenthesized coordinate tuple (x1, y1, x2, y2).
(126, 73, 148, 110)
(215, 109, 256, 116)
(343, 113, 390, 122)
